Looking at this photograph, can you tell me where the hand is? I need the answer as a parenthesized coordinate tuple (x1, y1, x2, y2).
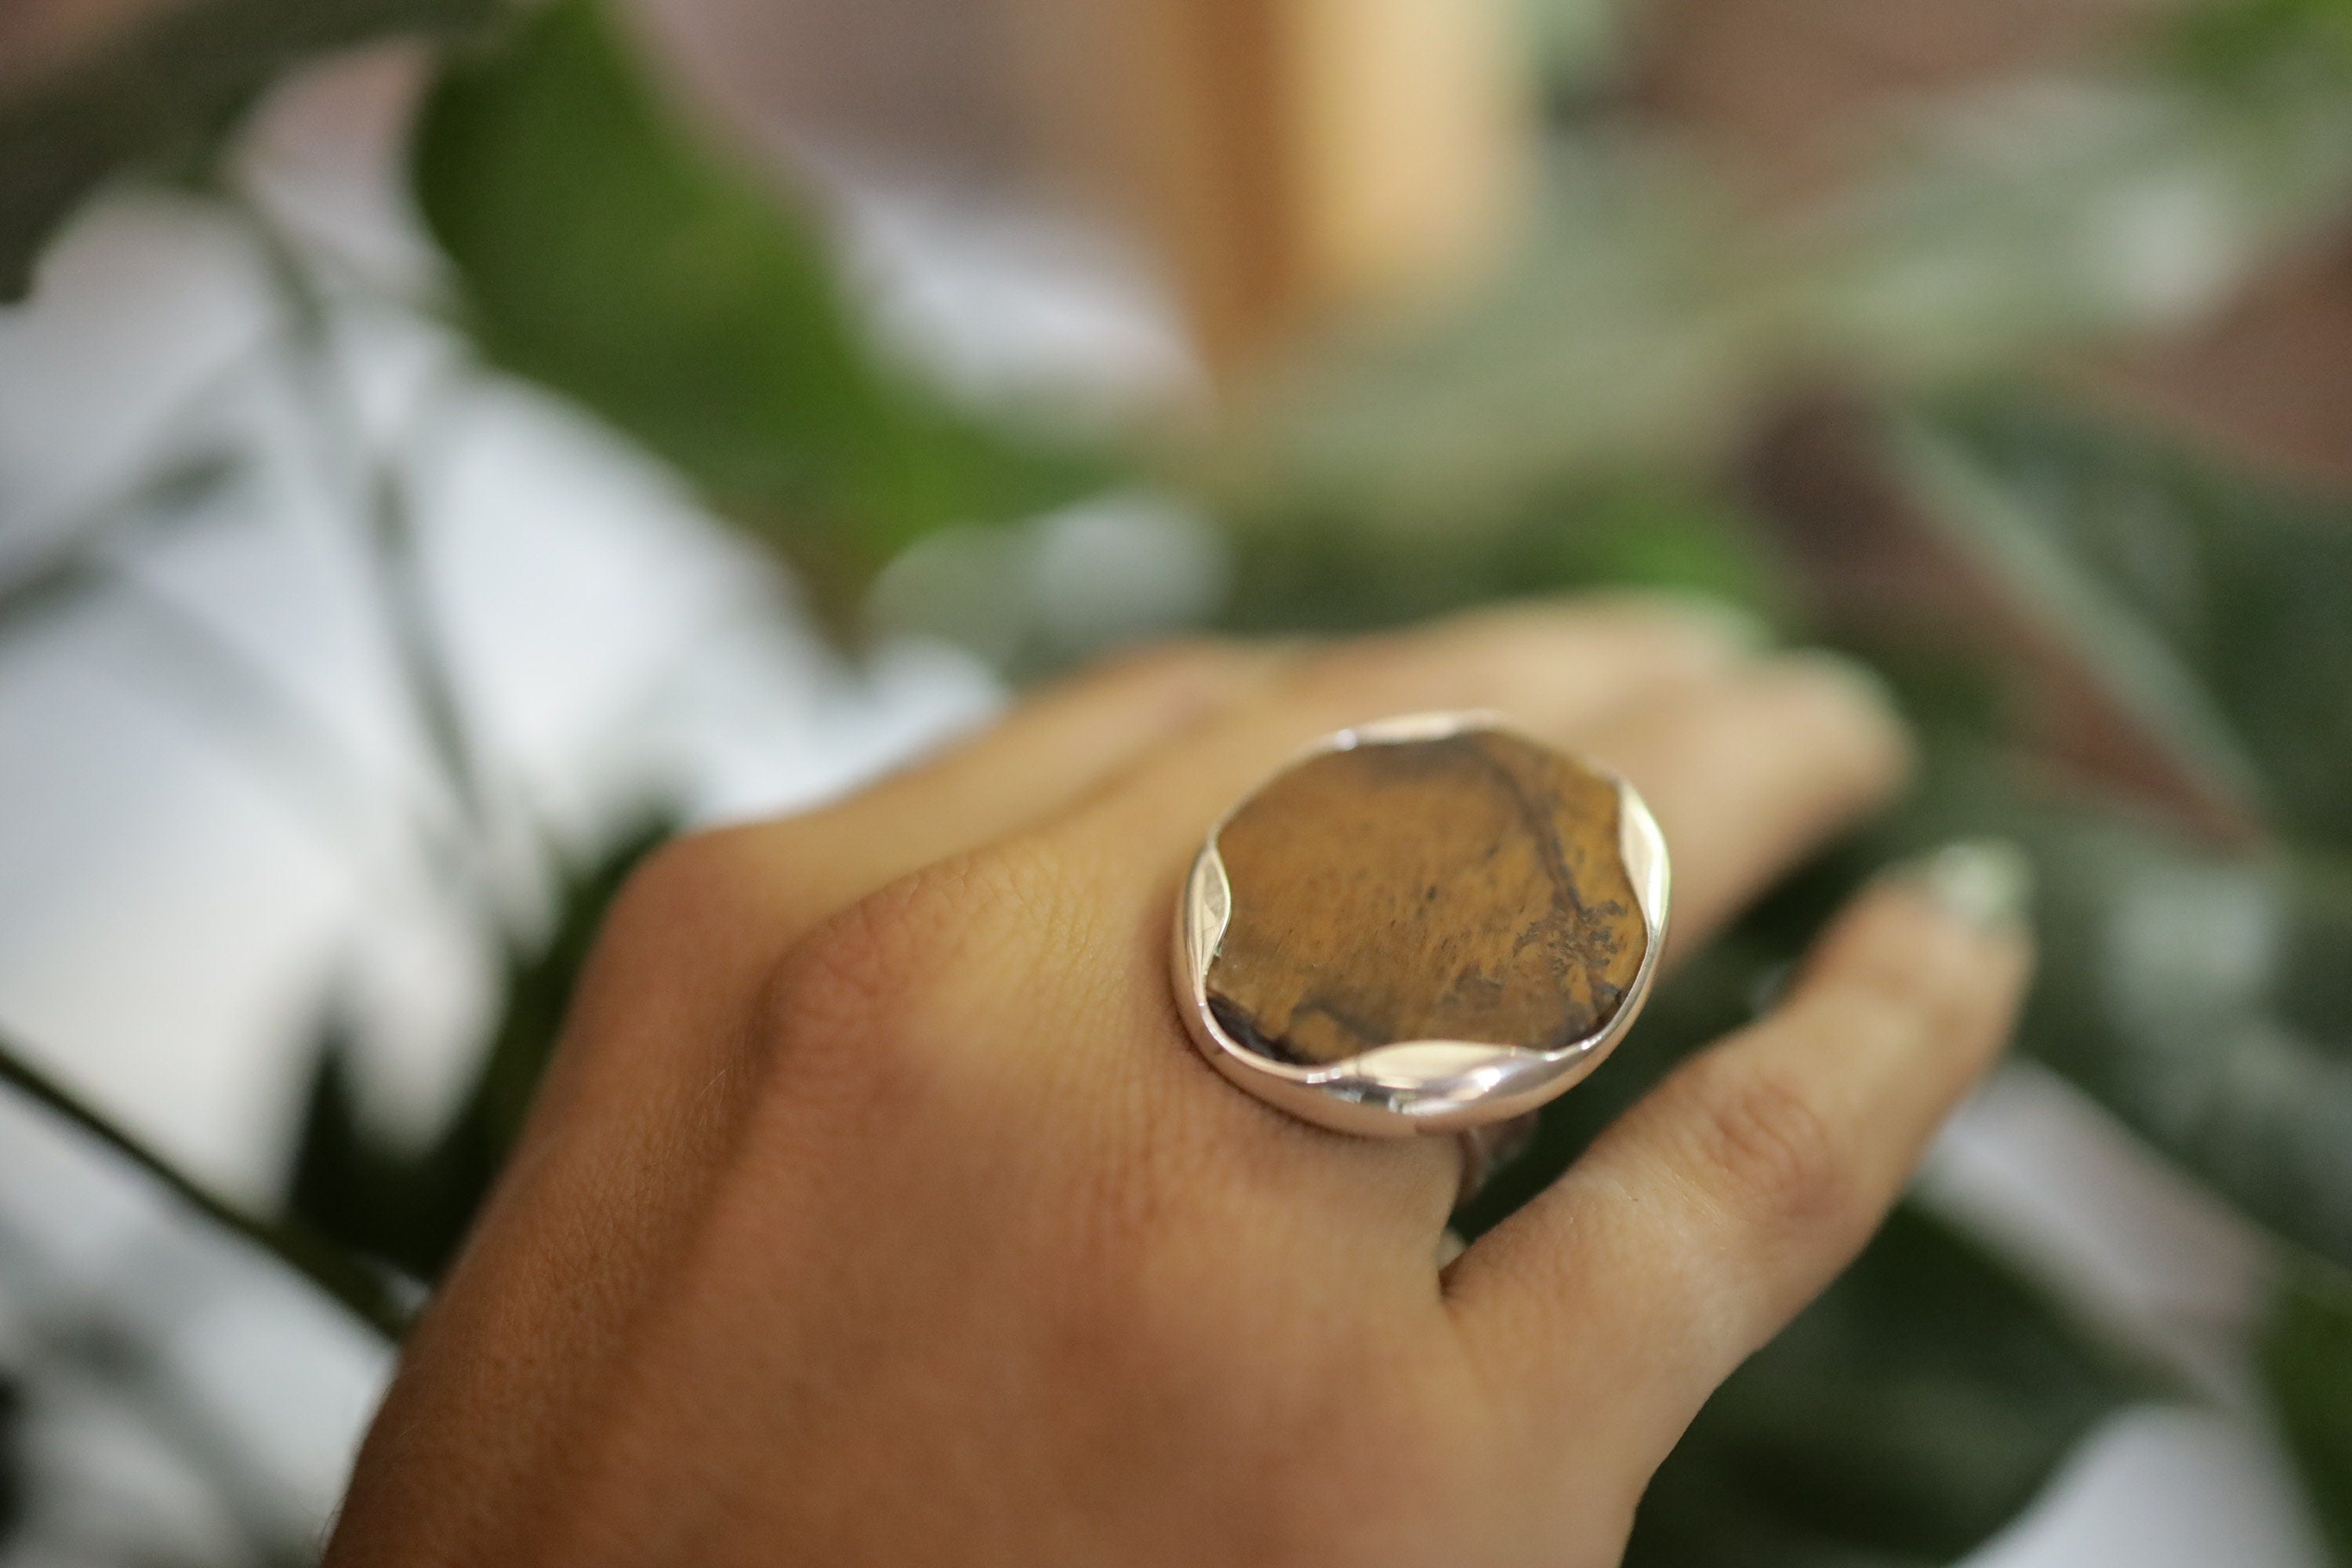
(325, 597, 2031, 1567)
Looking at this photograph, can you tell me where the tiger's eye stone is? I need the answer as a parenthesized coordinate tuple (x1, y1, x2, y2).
(1204, 730, 1646, 1066)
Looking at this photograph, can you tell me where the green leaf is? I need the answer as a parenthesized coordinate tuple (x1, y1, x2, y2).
(1851, 396, 2352, 1272)
(1775, 737, 2352, 1279)
(2167, 0, 2352, 93)
(289, 815, 671, 1280)
(0, 1029, 404, 1338)
(411, 0, 1091, 599)
(2016, 821, 2352, 1272)
(1926, 394, 2352, 852)
(1876, 416, 2270, 836)
(2265, 1258, 2352, 1565)
(0, 1376, 20, 1539)
(0, 0, 503, 301)
(0, 452, 247, 637)
(1218, 472, 1784, 639)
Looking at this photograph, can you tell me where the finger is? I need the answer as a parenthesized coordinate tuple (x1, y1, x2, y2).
(1048, 643, 1907, 1109)
(1575, 652, 1912, 961)
(662, 638, 1281, 967)
(1446, 844, 2034, 1476)
(1066, 593, 1764, 884)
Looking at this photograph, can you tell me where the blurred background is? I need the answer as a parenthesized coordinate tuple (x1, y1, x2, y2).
(2, 0, 2350, 1561)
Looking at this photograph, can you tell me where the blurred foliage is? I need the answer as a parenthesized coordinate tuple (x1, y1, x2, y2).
(1225, 0, 2352, 545)
(2169, 0, 2352, 90)
(1220, 474, 1786, 637)
(0, 452, 248, 638)
(1896, 400, 2352, 1272)
(413, 0, 1100, 612)
(0, 1028, 407, 1338)
(2265, 1261, 2352, 1563)
(1517, 0, 1631, 118)
(2009, 802, 2352, 1274)
(0, 1083, 372, 1565)
(290, 817, 673, 1283)
(1929, 396, 2352, 850)
(0, 0, 507, 299)
(1631, 1207, 2143, 1568)
(0, 1377, 20, 1545)
(2, 0, 2352, 1559)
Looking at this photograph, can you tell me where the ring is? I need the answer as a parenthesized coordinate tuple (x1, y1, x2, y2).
(1170, 712, 1669, 1189)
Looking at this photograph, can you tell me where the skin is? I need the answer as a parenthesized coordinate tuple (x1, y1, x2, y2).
(325, 597, 2031, 1567)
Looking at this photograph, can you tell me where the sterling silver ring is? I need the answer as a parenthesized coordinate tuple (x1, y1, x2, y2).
(1171, 712, 1670, 1181)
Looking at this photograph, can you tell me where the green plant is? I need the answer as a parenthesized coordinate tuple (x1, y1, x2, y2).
(3, 0, 2351, 1560)
(412, 0, 1101, 616)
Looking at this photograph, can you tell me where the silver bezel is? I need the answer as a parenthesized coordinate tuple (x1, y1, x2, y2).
(1171, 711, 1671, 1138)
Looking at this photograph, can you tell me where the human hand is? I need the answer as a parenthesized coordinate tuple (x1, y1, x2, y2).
(326, 597, 2031, 1567)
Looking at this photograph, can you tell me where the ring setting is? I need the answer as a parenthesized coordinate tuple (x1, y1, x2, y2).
(1171, 712, 1670, 1145)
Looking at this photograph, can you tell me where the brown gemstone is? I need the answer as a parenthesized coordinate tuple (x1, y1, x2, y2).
(1204, 729, 1646, 1066)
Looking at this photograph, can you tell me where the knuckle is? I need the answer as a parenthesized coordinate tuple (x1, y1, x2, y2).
(583, 828, 787, 996)
(604, 824, 800, 945)
(552, 826, 818, 1080)
(601, 829, 726, 936)
(1678, 1056, 1855, 1230)
(762, 836, 1076, 1056)
(768, 884, 924, 1043)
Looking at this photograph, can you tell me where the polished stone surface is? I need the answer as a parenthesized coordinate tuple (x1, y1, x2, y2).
(1205, 730, 1646, 1065)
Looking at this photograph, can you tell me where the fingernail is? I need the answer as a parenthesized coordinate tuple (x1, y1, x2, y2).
(1888, 839, 2035, 932)
(1650, 593, 1775, 655)
(1780, 646, 1902, 718)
